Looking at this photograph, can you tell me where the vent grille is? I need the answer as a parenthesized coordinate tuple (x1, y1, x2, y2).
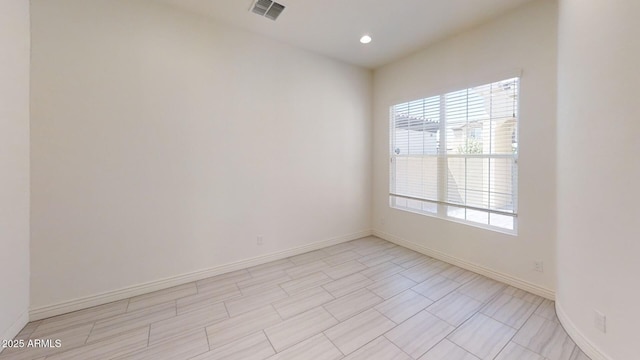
(250, 0, 285, 21)
(265, 3, 285, 20)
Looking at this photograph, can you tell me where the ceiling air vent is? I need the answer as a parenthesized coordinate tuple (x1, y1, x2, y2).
(250, 0, 285, 21)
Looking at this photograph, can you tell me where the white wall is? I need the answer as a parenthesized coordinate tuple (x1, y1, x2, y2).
(557, 0, 640, 359)
(373, 0, 558, 294)
(0, 0, 31, 344)
(30, 0, 372, 311)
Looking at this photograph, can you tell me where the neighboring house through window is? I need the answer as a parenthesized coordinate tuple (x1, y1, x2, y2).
(389, 77, 519, 233)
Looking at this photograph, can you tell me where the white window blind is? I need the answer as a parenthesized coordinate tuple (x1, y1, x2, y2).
(390, 77, 519, 232)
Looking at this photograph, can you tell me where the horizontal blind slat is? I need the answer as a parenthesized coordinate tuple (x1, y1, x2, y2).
(389, 194, 517, 217)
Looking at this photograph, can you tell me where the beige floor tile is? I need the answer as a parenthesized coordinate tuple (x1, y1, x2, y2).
(194, 280, 243, 300)
(273, 286, 335, 320)
(225, 286, 289, 317)
(448, 313, 516, 360)
(265, 307, 338, 352)
(45, 327, 149, 360)
(398, 255, 437, 270)
(481, 293, 538, 329)
(457, 276, 506, 304)
(412, 274, 462, 302)
(494, 342, 545, 360)
(352, 242, 396, 257)
(343, 336, 411, 360)
(535, 299, 559, 322)
(206, 305, 282, 349)
(513, 314, 576, 360)
(387, 249, 426, 268)
(385, 310, 455, 358)
(149, 302, 228, 345)
(419, 339, 480, 360)
(360, 261, 405, 281)
(266, 334, 343, 360)
(367, 274, 417, 300)
(285, 260, 330, 279)
(357, 252, 396, 267)
(502, 286, 544, 305)
(322, 273, 373, 298)
(323, 243, 356, 256)
(400, 261, 446, 283)
(288, 249, 331, 265)
(375, 289, 433, 324)
(176, 283, 240, 315)
(247, 259, 296, 277)
(0, 323, 93, 360)
(87, 302, 176, 343)
(352, 245, 392, 258)
(323, 260, 367, 280)
(189, 331, 275, 360)
(391, 251, 433, 269)
(569, 347, 592, 360)
(349, 235, 384, 248)
(427, 291, 483, 327)
(195, 269, 252, 290)
(29, 300, 129, 338)
(324, 309, 395, 355)
(13, 321, 42, 341)
(428, 259, 452, 268)
(439, 266, 479, 284)
(112, 329, 209, 360)
(127, 283, 197, 312)
(323, 250, 362, 266)
(279, 272, 332, 295)
(323, 288, 383, 321)
(236, 271, 291, 295)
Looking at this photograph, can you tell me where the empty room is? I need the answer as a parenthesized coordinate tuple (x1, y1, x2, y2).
(1, 0, 638, 359)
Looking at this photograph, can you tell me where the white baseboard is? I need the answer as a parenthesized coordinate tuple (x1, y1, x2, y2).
(30, 229, 373, 321)
(373, 229, 555, 300)
(555, 302, 611, 360)
(0, 310, 29, 350)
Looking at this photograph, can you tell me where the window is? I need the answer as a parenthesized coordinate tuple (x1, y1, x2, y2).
(389, 77, 519, 233)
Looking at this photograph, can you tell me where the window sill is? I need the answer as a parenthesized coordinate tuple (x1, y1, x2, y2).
(390, 201, 518, 236)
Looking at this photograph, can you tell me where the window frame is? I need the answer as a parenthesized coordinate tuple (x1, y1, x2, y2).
(388, 77, 520, 235)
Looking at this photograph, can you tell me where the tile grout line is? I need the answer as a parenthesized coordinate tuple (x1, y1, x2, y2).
(222, 301, 231, 320)
(435, 297, 493, 359)
(382, 333, 418, 360)
(260, 309, 336, 355)
(146, 324, 151, 348)
(322, 304, 340, 323)
(477, 294, 543, 332)
(84, 321, 97, 345)
(204, 326, 211, 351)
(262, 329, 278, 355)
(330, 308, 401, 358)
(489, 294, 547, 360)
(541, 300, 580, 359)
(383, 306, 459, 359)
(321, 329, 346, 357)
(411, 276, 463, 305)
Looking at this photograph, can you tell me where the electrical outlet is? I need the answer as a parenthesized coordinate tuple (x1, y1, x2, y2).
(534, 261, 544, 272)
(594, 310, 607, 333)
(257, 235, 263, 246)
(380, 218, 385, 226)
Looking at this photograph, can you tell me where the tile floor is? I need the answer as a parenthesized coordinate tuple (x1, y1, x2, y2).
(1, 236, 591, 360)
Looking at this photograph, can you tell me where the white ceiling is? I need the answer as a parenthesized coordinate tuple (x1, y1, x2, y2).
(157, 0, 534, 69)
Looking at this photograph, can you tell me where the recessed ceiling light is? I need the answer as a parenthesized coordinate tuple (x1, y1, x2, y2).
(360, 35, 372, 44)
